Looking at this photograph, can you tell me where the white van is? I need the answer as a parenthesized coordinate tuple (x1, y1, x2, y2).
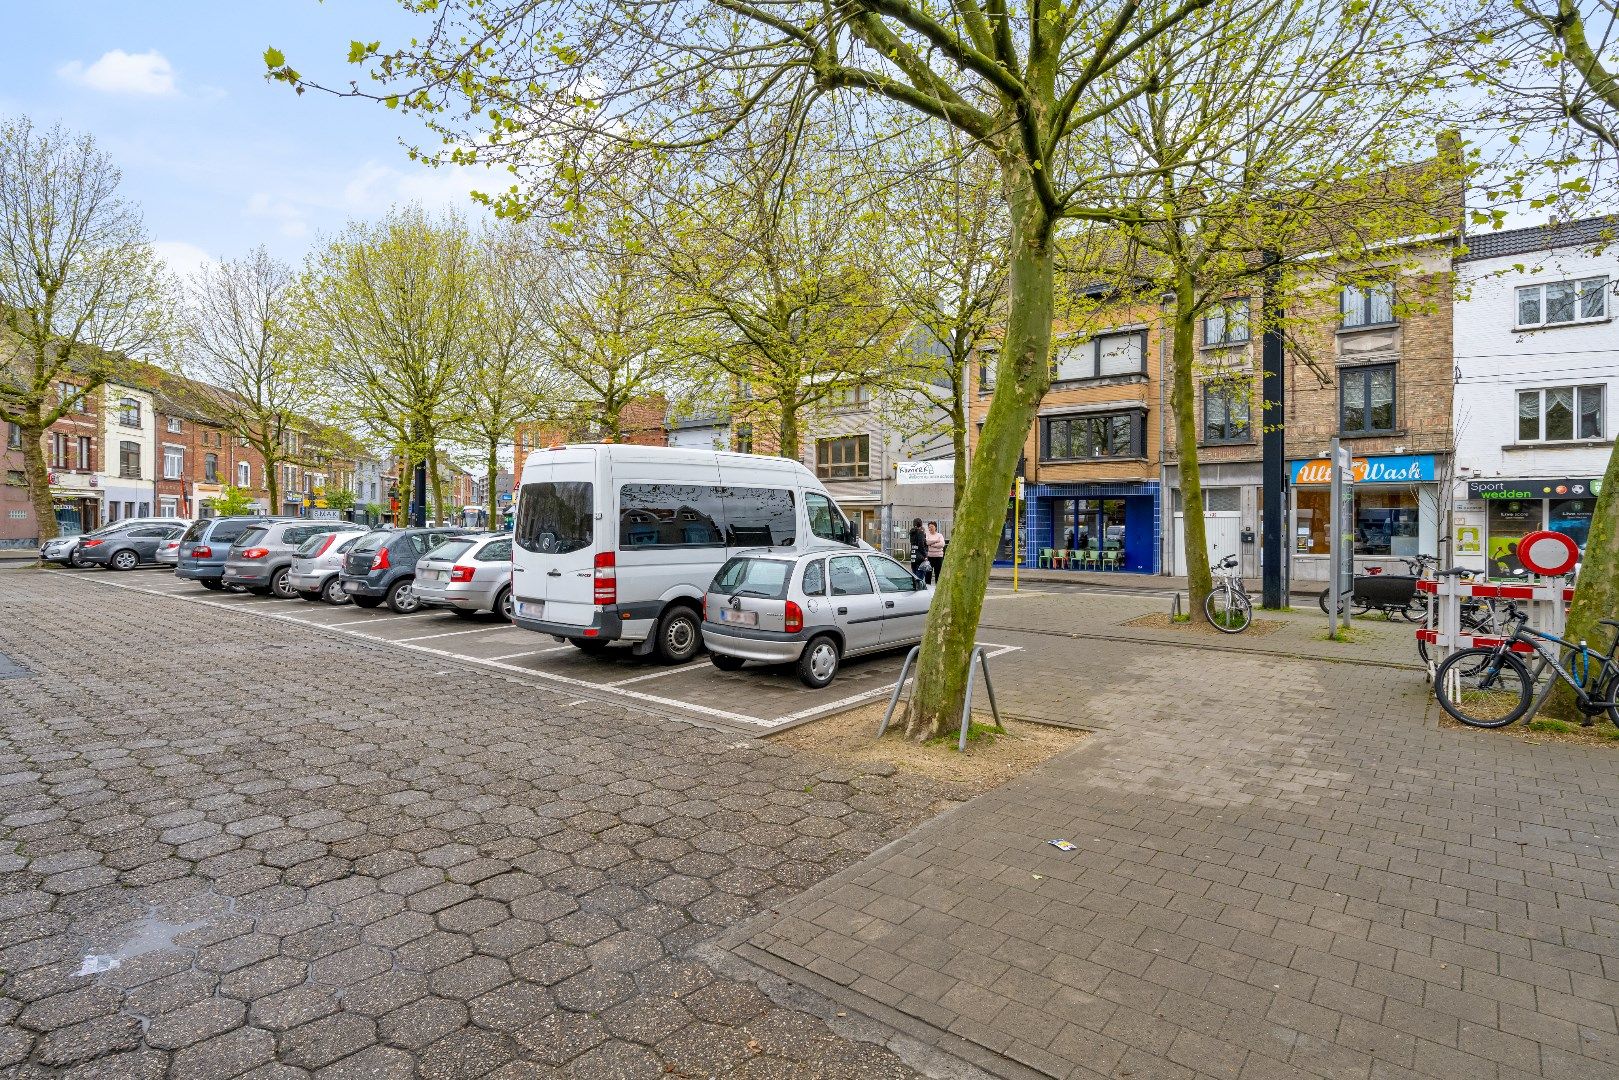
(511, 444, 862, 661)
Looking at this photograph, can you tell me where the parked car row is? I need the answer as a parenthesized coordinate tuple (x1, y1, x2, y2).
(43, 445, 939, 689)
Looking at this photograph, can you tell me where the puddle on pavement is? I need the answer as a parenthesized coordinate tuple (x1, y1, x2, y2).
(76, 913, 207, 976)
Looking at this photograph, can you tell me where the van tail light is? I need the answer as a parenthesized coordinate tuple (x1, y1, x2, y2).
(371, 547, 391, 571)
(593, 551, 616, 605)
(241, 547, 269, 560)
(192, 544, 212, 558)
(82, 539, 104, 547)
(311, 533, 337, 557)
(450, 565, 475, 582)
(784, 600, 803, 634)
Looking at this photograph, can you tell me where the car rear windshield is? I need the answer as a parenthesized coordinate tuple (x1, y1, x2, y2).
(425, 539, 475, 563)
(516, 482, 594, 555)
(295, 532, 341, 556)
(232, 527, 268, 549)
(208, 520, 256, 544)
(350, 531, 389, 554)
(181, 520, 210, 542)
(710, 557, 793, 600)
(283, 525, 336, 546)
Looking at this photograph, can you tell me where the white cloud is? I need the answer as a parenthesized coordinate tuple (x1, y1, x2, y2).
(245, 193, 310, 239)
(152, 241, 212, 281)
(340, 160, 489, 218)
(57, 49, 178, 96)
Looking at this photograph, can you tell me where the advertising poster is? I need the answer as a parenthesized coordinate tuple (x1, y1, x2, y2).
(1487, 499, 1542, 578)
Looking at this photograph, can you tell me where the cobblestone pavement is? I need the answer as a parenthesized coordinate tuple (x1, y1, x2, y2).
(739, 626, 1619, 1078)
(0, 570, 954, 1078)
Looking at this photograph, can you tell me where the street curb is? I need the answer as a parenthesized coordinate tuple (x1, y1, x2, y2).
(976, 620, 1427, 672)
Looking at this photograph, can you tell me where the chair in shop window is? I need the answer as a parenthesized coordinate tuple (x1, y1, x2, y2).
(1050, 548, 1068, 569)
(1038, 547, 1054, 569)
(1102, 548, 1122, 571)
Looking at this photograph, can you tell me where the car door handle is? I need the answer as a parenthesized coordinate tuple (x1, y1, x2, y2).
(837, 606, 848, 615)
(546, 569, 561, 577)
(884, 600, 895, 608)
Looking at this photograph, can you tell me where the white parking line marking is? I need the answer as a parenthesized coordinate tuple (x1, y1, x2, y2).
(607, 664, 702, 686)
(392, 625, 514, 643)
(487, 646, 570, 661)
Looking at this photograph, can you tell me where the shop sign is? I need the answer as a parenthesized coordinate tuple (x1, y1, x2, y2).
(1466, 478, 1599, 501)
(310, 509, 343, 520)
(1290, 454, 1435, 486)
(896, 459, 953, 485)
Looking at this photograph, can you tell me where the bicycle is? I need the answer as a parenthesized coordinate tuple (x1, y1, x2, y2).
(1318, 552, 1438, 622)
(1433, 604, 1619, 729)
(1416, 566, 1509, 669)
(1203, 553, 1252, 633)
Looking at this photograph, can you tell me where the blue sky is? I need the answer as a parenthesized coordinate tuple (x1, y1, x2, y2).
(0, 1, 491, 279)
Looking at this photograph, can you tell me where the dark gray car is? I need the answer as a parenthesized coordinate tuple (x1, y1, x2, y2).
(339, 527, 475, 613)
(76, 521, 191, 571)
(221, 520, 365, 599)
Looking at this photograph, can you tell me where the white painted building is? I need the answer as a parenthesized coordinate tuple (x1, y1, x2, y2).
(96, 381, 157, 523)
(1452, 218, 1618, 577)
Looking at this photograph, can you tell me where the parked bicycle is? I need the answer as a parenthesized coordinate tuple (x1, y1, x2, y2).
(1204, 553, 1252, 633)
(1318, 552, 1438, 622)
(1433, 602, 1619, 729)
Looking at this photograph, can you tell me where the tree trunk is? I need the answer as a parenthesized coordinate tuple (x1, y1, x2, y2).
(1546, 437, 1619, 721)
(486, 441, 500, 530)
(428, 443, 446, 524)
(905, 180, 1053, 740)
(1169, 271, 1214, 622)
(779, 398, 799, 462)
(264, 446, 281, 513)
(18, 424, 58, 547)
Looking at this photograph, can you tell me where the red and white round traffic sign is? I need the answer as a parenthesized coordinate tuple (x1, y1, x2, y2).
(1517, 530, 1580, 577)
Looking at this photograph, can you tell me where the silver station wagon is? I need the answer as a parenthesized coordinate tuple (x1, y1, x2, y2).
(701, 544, 932, 688)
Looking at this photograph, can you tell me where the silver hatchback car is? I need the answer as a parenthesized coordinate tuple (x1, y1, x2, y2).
(414, 534, 514, 619)
(288, 529, 370, 605)
(701, 544, 932, 688)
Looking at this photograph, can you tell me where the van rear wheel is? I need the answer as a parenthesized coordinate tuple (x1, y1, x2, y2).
(655, 606, 702, 664)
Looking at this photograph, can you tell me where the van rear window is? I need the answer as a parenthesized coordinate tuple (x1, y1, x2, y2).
(516, 482, 594, 555)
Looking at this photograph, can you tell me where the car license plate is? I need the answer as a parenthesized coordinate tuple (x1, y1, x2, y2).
(342, 581, 362, 593)
(514, 600, 538, 619)
(719, 609, 758, 626)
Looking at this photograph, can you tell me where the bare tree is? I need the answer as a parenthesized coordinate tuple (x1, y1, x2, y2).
(0, 116, 173, 543)
(183, 246, 320, 514)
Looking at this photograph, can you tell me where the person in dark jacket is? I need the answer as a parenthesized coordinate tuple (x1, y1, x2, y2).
(908, 518, 929, 583)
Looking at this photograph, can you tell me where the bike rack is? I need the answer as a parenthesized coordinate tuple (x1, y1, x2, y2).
(877, 645, 1005, 751)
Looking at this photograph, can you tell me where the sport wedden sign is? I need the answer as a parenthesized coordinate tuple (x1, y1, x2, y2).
(1466, 478, 1600, 501)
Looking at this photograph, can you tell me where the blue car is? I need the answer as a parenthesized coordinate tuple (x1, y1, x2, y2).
(175, 516, 288, 590)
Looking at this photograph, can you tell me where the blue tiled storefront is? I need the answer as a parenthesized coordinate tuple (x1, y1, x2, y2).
(997, 482, 1161, 574)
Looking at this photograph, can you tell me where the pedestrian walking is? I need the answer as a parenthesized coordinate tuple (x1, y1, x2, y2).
(908, 518, 929, 584)
(925, 521, 946, 584)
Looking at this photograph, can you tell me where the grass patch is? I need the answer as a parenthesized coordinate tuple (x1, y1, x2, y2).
(1528, 718, 1576, 734)
(1170, 613, 1191, 623)
(925, 720, 1004, 749)
(1318, 625, 1371, 643)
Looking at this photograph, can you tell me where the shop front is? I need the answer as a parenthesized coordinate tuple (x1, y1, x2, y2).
(1456, 477, 1601, 579)
(1011, 482, 1160, 573)
(1289, 453, 1442, 582)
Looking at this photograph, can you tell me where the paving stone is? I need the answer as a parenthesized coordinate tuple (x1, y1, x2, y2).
(145, 997, 248, 1050)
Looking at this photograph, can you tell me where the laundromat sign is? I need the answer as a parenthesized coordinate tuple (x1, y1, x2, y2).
(1466, 478, 1600, 501)
(1289, 454, 1435, 486)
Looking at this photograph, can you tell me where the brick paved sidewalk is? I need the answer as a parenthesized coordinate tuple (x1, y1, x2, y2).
(735, 640, 1619, 1079)
(0, 571, 945, 1078)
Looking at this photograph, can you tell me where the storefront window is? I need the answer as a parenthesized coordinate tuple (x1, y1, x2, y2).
(1296, 488, 1420, 556)
(1354, 490, 1418, 555)
(1487, 499, 1543, 578)
(1550, 498, 1594, 550)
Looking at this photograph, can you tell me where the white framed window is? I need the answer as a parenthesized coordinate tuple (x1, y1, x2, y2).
(1518, 385, 1605, 441)
(162, 446, 184, 480)
(159, 497, 179, 518)
(1203, 300, 1251, 347)
(1052, 329, 1146, 382)
(118, 397, 142, 428)
(1341, 281, 1395, 329)
(237, 461, 251, 487)
(1516, 277, 1607, 328)
(167, 416, 182, 434)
